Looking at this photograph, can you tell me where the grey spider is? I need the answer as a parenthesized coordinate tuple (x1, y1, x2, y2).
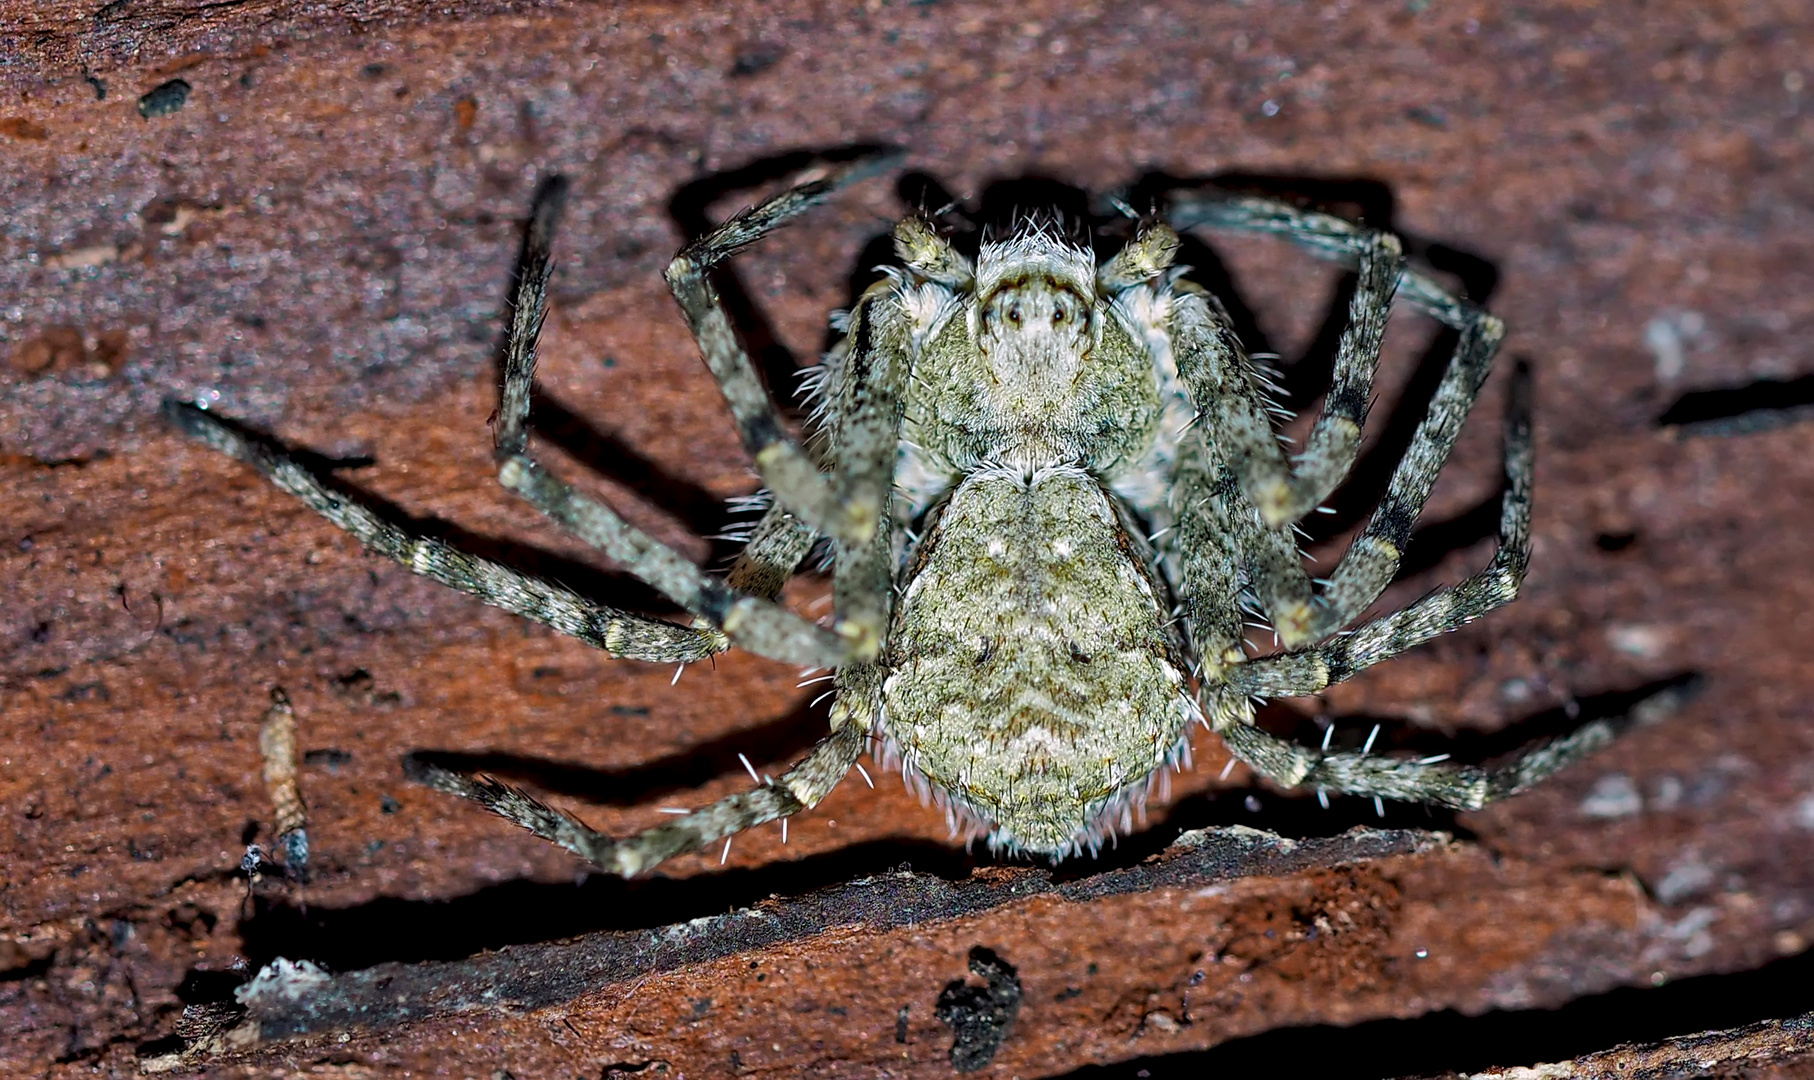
(170, 153, 1627, 876)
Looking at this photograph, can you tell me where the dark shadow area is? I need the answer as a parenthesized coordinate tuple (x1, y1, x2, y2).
(0, 951, 56, 983)
(404, 696, 830, 809)
(971, 174, 1105, 246)
(174, 967, 250, 1006)
(897, 170, 971, 226)
(528, 390, 733, 541)
(1061, 937, 1814, 1080)
(231, 835, 982, 975)
(1657, 372, 1814, 436)
(1393, 492, 1503, 583)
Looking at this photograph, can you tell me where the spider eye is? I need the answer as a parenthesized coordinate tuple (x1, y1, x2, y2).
(1052, 304, 1066, 325)
(1006, 303, 1022, 325)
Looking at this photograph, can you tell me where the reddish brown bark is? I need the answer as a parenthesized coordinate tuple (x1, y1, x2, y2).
(3, 1, 1813, 1076)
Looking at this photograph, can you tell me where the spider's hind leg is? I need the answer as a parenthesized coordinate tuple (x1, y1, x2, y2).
(1214, 676, 1695, 813)
(409, 722, 866, 877)
(1207, 361, 1591, 811)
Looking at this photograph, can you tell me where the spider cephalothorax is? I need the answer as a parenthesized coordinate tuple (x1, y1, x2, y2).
(173, 154, 1629, 876)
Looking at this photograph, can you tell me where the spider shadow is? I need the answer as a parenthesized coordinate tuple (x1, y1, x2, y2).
(1657, 371, 1814, 437)
(229, 835, 981, 975)
(495, 175, 740, 569)
(220, 674, 1697, 976)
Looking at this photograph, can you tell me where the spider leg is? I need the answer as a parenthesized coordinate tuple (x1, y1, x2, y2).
(1168, 192, 1477, 331)
(1305, 312, 1507, 641)
(1198, 354, 1669, 813)
(1166, 220, 1403, 538)
(1166, 281, 1319, 647)
(1228, 350, 1525, 705)
(425, 169, 914, 878)
(1166, 436, 1246, 669)
(407, 722, 865, 876)
(165, 400, 727, 664)
(818, 277, 915, 667)
(496, 455, 848, 667)
(722, 501, 817, 599)
(1170, 192, 1510, 649)
(491, 173, 891, 669)
(659, 153, 910, 659)
(661, 152, 901, 552)
(1222, 308, 1502, 656)
(1214, 671, 1688, 810)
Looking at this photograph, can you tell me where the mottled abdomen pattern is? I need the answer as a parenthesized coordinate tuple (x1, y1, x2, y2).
(879, 466, 1197, 854)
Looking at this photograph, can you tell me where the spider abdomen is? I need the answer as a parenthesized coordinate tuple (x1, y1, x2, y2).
(878, 464, 1198, 856)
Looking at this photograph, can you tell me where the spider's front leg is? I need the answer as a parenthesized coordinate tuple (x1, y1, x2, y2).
(1166, 205, 1403, 518)
(658, 150, 907, 657)
(1170, 190, 1512, 647)
(488, 169, 894, 671)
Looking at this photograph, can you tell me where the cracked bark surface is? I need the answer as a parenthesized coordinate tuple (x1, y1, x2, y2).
(3, 1, 1814, 1077)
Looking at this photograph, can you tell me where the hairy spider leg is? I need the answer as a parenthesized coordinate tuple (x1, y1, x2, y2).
(1159, 191, 1625, 810)
(407, 723, 865, 877)
(490, 167, 904, 671)
(1214, 361, 1586, 810)
(657, 150, 909, 661)
(165, 399, 728, 664)
(1173, 192, 1514, 648)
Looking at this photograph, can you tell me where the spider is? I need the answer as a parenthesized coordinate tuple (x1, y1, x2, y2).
(169, 152, 1628, 877)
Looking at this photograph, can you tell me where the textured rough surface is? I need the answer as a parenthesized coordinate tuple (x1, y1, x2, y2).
(3, 0, 1814, 1077)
